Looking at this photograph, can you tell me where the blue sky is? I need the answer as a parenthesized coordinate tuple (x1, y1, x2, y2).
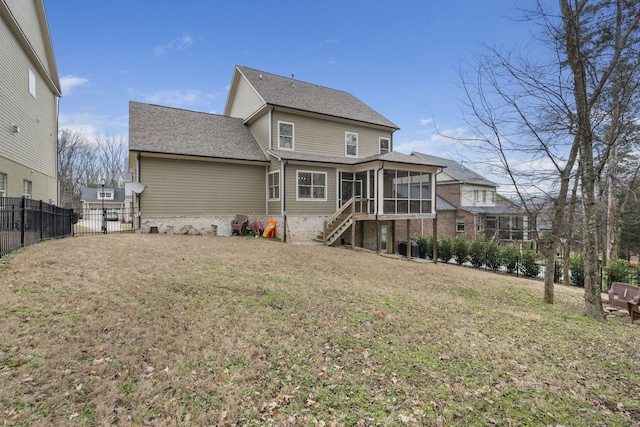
(45, 0, 550, 178)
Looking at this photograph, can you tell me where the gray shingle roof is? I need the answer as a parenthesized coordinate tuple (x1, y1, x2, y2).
(463, 205, 530, 215)
(236, 66, 399, 130)
(81, 187, 126, 203)
(129, 102, 269, 162)
(412, 152, 496, 187)
(269, 149, 445, 167)
(436, 195, 457, 210)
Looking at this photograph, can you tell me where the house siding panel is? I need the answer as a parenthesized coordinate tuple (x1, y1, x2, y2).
(461, 184, 495, 207)
(228, 75, 264, 120)
(0, 20, 57, 174)
(140, 156, 266, 215)
(3, 0, 48, 68)
(248, 112, 270, 152)
(0, 2, 58, 201)
(272, 111, 393, 158)
(285, 165, 336, 215)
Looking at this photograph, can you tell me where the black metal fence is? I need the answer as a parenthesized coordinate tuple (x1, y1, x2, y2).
(72, 207, 135, 236)
(0, 197, 73, 258)
(452, 257, 557, 283)
(600, 267, 639, 290)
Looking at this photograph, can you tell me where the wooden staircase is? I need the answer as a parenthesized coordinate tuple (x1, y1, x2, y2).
(317, 198, 355, 245)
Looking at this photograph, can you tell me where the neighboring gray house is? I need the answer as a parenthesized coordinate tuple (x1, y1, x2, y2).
(129, 65, 444, 251)
(0, 0, 61, 203)
(80, 186, 132, 223)
(413, 153, 536, 245)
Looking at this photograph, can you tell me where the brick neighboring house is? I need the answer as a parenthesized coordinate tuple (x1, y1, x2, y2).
(399, 153, 536, 247)
(129, 65, 444, 253)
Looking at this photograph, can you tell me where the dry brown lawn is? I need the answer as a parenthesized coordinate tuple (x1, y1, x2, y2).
(0, 234, 639, 426)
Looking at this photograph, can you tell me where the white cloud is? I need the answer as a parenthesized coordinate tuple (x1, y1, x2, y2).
(58, 112, 128, 141)
(142, 89, 222, 108)
(153, 34, 194, 57)
(60, 75, 89, 96)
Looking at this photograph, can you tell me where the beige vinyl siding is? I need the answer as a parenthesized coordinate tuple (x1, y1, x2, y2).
(248, 112, 270, 151)
(228, 74, 265, 120)
(285, 165, 337, 215)
(0, 18, 57, 175)
(3, 0, 48, 70)
(0, 4, 58, 202)
(140, 156, 267, 215)
(272, 111, 393, 158)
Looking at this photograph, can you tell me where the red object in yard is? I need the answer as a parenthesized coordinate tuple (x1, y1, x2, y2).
(262, 219, 276, 238)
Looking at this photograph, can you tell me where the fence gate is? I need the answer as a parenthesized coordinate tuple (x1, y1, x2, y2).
(73, 208, 135, 236)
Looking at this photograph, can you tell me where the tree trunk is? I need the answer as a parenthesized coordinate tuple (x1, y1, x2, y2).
(563, 241, 571, 284)
(542, 249, 557, 304)
(581, 163, 605, 321)
(560, 0, 605, 321)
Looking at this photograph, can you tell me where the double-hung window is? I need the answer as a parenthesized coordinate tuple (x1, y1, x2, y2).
(345, 132, 358, 157)
(379, 137, 390, 154)
(456, 217, 465, 232)
(278, 122, 294, 150)
(297, 171, 326, 201)
(98, 190, 114, 200)
(268, 171, 280, 200)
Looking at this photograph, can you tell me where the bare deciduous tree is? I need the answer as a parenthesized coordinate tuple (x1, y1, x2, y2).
(457, 0, 640, 320)
(58, 129, 127, 209)
(94, 133, 126, 188)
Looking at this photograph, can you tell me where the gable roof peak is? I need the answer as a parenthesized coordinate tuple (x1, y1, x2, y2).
(234, 65, 399, 130)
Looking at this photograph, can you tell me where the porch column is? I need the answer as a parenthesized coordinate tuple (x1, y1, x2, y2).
(433, 216, 438, 264)
(376, 219, 381, 255)
(351, 219, 356, 250)
(406, 219, 411, 260)
(351, 200, 356, 250)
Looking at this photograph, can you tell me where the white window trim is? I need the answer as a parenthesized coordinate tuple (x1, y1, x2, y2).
(0, 173, 6, 197)
(268, 171, 280, 201)
(456, 217, 465, 232)
(379, 137, 390, 154)
(28, 68, 36, 98)
(296, 170, 327, 202)
(278, 121, 294, 151)
(345, 132, 358, 157)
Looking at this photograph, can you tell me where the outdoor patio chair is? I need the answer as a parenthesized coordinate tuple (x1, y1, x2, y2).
(231, 214, 249, 236)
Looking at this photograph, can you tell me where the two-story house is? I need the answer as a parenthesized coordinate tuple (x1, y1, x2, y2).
(412, 153, 536, 246)
(129, 65, 443, 253)
(0, 0, 61, 203)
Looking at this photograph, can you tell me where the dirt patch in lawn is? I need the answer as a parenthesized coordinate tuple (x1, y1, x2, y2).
(0, 234, 638, 426)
